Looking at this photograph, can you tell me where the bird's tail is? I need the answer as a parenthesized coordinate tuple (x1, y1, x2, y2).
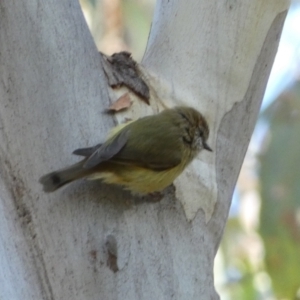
(39, 160, 89, 193)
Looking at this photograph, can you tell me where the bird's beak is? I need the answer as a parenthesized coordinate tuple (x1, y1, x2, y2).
(203, 141, 213, 152)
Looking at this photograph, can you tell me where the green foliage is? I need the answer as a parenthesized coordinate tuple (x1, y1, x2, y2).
(259, 81, 300, 299)
(220, 218, 259, 299)
(122, 0, 154, 60)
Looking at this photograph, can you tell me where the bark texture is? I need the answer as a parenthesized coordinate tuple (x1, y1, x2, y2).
(0, 0, 289, 299)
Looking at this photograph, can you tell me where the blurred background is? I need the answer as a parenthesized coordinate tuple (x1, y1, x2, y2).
(79, 0, 300, 299)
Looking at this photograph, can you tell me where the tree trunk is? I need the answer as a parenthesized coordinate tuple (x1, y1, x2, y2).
(0, 0, 289, 299)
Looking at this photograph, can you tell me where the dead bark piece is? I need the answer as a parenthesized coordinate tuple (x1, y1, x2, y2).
(101, 51, 150, 104)
(108, 93, 132, 112)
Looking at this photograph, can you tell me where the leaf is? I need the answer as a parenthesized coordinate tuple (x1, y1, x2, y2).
(108, 93, 132, 112)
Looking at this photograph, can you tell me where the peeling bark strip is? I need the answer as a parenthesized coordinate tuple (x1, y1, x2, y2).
(107, 93, 132, 112)
(101, 51, 150, 104)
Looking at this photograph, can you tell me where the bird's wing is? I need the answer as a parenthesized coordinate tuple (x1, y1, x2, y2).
(111, 144, 182, 171)
(80, 113, 185, 171)
(83, 129, 130, 169)
(73, 143, 102, 157)
(109, 117, 184, 171)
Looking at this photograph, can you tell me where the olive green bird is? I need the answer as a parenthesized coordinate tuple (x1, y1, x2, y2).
(39, 106, 212, 194)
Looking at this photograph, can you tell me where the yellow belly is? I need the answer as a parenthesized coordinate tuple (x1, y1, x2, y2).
(87, 163, 186, 194)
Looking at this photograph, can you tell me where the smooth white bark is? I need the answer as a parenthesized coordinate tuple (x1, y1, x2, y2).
(0, 0, 289, 299)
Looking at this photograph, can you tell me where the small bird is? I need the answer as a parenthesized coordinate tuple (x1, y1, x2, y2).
(39, 106, 212, 194)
